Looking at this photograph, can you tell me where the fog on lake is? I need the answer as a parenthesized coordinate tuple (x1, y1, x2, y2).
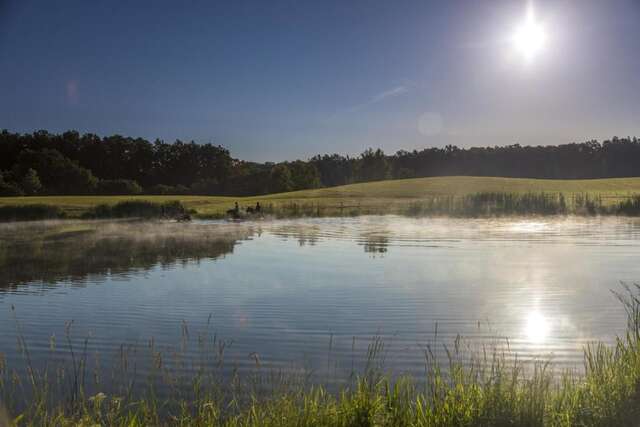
(1, 216, 640, 391)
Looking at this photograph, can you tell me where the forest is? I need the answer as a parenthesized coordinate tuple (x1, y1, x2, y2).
(1, 129, 639, 196)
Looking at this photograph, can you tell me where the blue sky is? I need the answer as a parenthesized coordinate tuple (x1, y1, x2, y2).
(1, 0, 639, 161)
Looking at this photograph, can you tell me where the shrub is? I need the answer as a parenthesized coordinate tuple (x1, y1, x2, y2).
(174, 184, 190, 195)
(96, 179, 143, 195)
(616, 195, 640, 216)
(20, 168, 43, 195)
(191, 178, 220, 195)
(0, 181, 24, 196)
(0, 204, 64, 221)
(148, 184, 190, 195)
(83, 200, 187, 219)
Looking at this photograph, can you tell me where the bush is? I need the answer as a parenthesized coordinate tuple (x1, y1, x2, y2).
(174, 185, 190, 195)
(616, 195, 640, 216)
(0, 204, 65, 221)
(83, 200, 187, 219)
(96, 179, 143, 195)
(147, 184, 190, 195)
(0, 181, 24, 196)
(20, 168, 43, 195)
(190, 178, 220, 195)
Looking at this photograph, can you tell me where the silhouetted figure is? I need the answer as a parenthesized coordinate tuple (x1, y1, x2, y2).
(255, 202, 261, 213)
(177, 213, 191, 222)
(226, 202, 240, 219)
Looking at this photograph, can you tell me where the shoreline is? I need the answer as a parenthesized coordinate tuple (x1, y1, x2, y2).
(1, 191, 639, 222)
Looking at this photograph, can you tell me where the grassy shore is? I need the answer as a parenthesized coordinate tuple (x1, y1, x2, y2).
(2, 176, 640, 218)
(3, 285, 640, 426)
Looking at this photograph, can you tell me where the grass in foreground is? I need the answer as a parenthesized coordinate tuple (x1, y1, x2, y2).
(2, 176, 640, 218)
(3, 285, 640, 426)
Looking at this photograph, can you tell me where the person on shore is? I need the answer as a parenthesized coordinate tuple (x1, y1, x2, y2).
(226, 202, 240, 218)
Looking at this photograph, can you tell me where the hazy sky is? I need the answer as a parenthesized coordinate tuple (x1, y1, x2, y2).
(1, 0, 639, 161)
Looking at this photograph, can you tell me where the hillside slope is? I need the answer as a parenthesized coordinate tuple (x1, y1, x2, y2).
(2, 176, 640, 217)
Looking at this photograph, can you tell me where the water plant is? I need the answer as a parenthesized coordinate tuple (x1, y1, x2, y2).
(3, 285, 640, 425)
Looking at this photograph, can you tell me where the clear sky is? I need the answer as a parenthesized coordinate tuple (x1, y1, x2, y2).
(1, 0, 639, 161)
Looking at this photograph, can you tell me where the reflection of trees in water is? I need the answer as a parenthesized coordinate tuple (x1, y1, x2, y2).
(0, 220, 399, 291)
(0, 221, 251, 290)
(270, 225, 320, 246)
(261, 224, 391, 254)
(361, 233, 389, 257)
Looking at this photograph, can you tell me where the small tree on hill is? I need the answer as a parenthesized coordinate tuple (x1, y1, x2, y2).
(21, 168, 43, 195)
(269, 164, 294, 193)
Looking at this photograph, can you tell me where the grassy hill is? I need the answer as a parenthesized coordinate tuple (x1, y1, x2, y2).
(2, 176, 640, 218)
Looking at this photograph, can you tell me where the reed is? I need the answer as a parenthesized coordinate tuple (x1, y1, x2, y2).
(616, 195, 640, 216)
(81, 200, 189, 219)
(405, 192, 580, 217)
(4, 174, 640, 219)
(3, 285, 640, 425)
(206, 192, 640, 218)
(3, 191, 640, 220)
(0, 205, 65, 222)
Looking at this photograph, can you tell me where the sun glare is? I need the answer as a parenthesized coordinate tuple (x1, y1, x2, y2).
(512, 6, 547, 62)
(525, 311, 550, 343)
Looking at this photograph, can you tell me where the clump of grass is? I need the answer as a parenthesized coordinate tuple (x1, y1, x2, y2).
(462, 192, 569, 216)
(0, 204, 65, 222)
(405, 192, 575, 217)
(230, 192, 640, 219)
(4, 285, 640, 425)
(616, 195, 640, 216)
(82, 200, 190, 219)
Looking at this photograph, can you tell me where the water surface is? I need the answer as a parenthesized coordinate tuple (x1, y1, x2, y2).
(1, 216, 639, 390)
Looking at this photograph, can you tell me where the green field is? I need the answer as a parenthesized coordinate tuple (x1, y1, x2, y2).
(2, 176, 640, 218)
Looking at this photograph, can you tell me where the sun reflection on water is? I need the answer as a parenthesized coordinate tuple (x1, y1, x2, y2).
(508, 221, 548, 233)
(524, 311, 550, 343)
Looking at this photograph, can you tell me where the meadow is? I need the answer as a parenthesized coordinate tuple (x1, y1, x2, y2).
(2, 176, 640, 219)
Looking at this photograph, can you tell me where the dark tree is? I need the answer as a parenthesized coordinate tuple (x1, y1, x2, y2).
(357, 148, 390, 182)
(14, 149, 98, 195)
(2, 129, 640, 197)
(269, 164, 294, 193)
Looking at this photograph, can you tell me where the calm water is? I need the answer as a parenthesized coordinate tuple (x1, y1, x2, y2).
(1, 216, 640, 390)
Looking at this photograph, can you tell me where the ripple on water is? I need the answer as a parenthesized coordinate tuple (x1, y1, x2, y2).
(0, 216, 639, 391)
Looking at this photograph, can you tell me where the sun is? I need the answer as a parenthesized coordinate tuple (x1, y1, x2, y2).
(511, 6, 547, 62)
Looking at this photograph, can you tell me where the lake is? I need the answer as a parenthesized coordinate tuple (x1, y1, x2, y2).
(1, 216, 640, 394)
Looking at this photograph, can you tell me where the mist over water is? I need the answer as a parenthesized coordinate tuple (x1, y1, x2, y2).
(1, 216, 640, 393)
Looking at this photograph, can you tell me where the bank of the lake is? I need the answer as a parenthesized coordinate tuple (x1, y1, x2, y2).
(2, 176, 640, 219)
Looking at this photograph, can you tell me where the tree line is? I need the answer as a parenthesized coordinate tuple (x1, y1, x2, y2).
(1, 129, 639, 196)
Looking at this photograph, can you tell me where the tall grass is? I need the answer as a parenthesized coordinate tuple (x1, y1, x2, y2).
(4, 285, 640, 425)
(2, 192, 640, 220)
(616, 195, 640, 216)
(216, 192, 640, 218)
(404, 192, 602, 217)
(0, 205, 65, 222)
(81, 200, 190, 219)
